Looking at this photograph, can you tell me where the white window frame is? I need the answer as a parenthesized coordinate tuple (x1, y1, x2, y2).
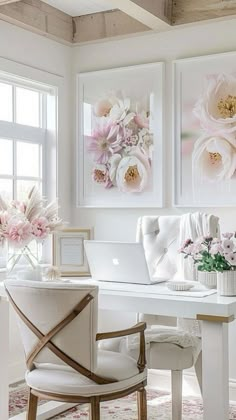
(0, 57, 64, 266)
(0, 73, 58, 200)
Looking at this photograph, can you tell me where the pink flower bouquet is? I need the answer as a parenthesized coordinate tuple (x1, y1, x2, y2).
(180, 233, 236, 272)
(0, 186, 62, 248)
(86, 95, 153, 193)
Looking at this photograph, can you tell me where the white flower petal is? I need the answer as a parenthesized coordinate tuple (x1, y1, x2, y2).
(193, 134, 236, 182)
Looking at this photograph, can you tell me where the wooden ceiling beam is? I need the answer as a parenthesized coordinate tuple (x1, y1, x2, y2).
(2, 0, 236, 45)
(172, 0, 236, 25)
(107, 0, 171, 30)
(0, 0, 73, 44)
(73, 9, 150, 43)
(0, 0, 21, 4)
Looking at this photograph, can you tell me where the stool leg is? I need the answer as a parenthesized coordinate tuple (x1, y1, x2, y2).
(171, 370, 182, 420)
(137, 387, 147, 420)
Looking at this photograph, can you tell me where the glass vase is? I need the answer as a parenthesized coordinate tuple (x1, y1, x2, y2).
(6, 240, 40, 278)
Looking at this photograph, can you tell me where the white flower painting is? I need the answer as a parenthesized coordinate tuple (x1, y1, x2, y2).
(174, 52, 236, 206)
(77, 63, 164, 207)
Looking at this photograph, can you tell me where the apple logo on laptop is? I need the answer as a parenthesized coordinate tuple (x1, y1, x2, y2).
(112, 258, 119, 266)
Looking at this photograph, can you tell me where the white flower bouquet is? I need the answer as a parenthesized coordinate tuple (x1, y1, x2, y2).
(0, 186, 62, 248)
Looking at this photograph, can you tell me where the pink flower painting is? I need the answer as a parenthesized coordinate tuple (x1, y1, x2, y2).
(177, 55, 236, 206)
(86, 93, 153, 193)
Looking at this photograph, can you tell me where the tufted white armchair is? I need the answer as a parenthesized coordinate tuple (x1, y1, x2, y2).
(5, 280, 147, 420)
(135, 213, 220, 420)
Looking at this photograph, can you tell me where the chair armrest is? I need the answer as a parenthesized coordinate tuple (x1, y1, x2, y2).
(96, 322, 146, 341)
(96, 322, 147, 373)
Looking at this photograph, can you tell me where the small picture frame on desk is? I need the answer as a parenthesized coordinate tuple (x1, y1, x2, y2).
(53, 228, 92, 277)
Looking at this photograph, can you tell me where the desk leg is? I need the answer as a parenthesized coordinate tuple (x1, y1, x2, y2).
(201, 320, 229, 420)
(0, 299, 9, 420)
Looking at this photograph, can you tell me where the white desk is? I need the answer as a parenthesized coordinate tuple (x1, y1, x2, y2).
(88, 279, 236, 420)
(1, 279, 236, 420)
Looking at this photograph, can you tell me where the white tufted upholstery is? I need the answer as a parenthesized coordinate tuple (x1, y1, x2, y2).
(136, 213, 220, 332)
(136, 215, 181, 280)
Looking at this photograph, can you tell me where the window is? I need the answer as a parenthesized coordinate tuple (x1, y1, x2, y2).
(0, 72, 57, 265)
(0, 74, 57, 202)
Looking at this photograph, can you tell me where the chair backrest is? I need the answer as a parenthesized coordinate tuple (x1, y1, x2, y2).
(136, 215, 181, 279)
(136, 213, 220, 330)
(5, 280, 99, 374)
(136, 213, 220, 280)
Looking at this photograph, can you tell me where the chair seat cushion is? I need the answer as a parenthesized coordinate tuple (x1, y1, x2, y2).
(149, 342, 200, 370)
(26, 350, 146, 397)
(100, 332, 201, 371)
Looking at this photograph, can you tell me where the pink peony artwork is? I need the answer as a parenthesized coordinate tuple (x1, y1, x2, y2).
(86, 94, 153, 194)
(176, 53, 236, 206)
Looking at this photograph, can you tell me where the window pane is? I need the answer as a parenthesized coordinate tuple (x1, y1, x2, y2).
(16, 180, 40, 201)
(0, 82, 12, 122)
(16, 87, 40, 127)
(0, 179, 13, 201)
(17, 142, 40, 177)
(0, 139, 13, 175)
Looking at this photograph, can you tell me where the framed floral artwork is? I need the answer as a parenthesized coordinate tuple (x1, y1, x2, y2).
(173, 51, 236, 207)
(77, 62, 164, 207)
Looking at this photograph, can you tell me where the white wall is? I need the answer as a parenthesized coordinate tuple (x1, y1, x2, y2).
(0, 20, 72, 382)
(72, 18, 236, 387)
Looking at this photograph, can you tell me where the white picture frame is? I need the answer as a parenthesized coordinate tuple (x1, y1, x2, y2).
(77, 62, 164, 208)
(173, 51, 236, 207)
(53, 228, 92, 277)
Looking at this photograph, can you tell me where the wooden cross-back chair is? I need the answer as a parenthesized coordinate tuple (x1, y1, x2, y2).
(5, 280, 147, 420)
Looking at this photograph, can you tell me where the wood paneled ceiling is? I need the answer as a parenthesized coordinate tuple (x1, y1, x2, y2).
(0, 0, 236, 44)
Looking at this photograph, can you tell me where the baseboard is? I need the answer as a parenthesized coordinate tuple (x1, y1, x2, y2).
(148, 369, 236, 402)
(9, 361, 25, 385)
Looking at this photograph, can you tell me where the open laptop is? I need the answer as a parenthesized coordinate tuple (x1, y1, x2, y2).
(84, 240, 167, 285)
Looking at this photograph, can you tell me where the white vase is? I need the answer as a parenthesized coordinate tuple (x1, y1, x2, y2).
(217, 270, 236, 296)
(197, 270, 217, 289)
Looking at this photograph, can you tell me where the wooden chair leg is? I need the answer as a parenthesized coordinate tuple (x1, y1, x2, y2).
(194, 351, 202, 395)
(137, 387, 147, 420)
(27, 388, 38, 420)
(171, 370, 182, 420)
(90, 397, 100, 420)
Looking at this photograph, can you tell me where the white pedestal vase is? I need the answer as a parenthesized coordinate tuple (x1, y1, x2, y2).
(197, 270, 217, 289)
(217, 270, 236, 296)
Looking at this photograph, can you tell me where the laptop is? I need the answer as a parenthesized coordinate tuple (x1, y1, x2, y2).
(84, 240, 167, 285)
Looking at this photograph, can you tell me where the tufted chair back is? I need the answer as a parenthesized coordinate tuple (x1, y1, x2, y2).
(5, 280, 99, 373)
(136, 215, 181, 280)
(136, 213, 220, 329)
